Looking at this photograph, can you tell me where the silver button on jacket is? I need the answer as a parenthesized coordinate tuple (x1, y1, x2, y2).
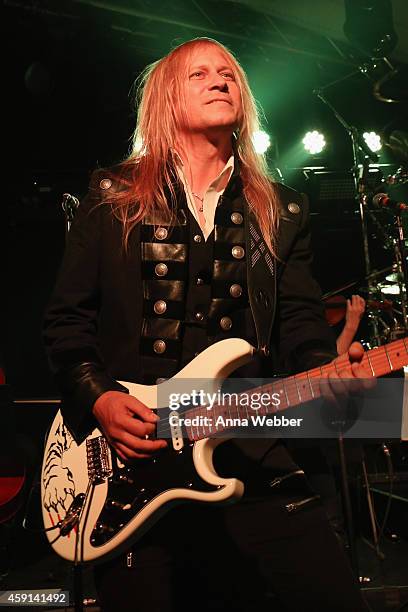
(220, 316, 233, 330)
(232, 245, 245, 259)
(153, 339, 166, 354)
(153, 300, 167, 315)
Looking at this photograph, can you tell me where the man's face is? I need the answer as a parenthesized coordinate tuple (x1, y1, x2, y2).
(181, 45, 243, 135)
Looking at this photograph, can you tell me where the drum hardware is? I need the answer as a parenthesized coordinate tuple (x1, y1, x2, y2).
(386, 167, 408, 186)
(365, 266, 395, 283)
(315, 20, 407, 582)
(384, 128, 408, 168)
(378, 283, 400, 296)
(360, 196, 408, 341)
(314, 54, 407, 347)
(385, 272, 401, 283)
(315, 89, 388, 347)
(313, 87, 381, 574)
(322, 267, 395, 301)
(323, 269, 406, 349)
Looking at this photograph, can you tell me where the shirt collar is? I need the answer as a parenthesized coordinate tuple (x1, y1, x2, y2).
(173, 150, 235, 194)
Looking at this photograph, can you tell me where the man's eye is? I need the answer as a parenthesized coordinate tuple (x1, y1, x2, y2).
(190, 71, 203, 78)
(222, 72, 234, 80)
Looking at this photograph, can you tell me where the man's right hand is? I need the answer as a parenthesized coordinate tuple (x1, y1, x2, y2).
(92, 390, 167, 461)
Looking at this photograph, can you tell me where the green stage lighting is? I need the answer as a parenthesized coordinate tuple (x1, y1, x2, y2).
(252, 130, 271, 154)
(302, 131, 326, 155)
(363, 131, 382, 153)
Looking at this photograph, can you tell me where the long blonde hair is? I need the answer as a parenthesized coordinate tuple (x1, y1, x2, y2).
(105, 38, 279, 253)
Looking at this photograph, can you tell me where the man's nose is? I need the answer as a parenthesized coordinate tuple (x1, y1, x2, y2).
(208, 75, 228, 92)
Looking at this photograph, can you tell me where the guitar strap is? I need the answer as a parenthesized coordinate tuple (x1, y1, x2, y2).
(244, 202, 276, 356)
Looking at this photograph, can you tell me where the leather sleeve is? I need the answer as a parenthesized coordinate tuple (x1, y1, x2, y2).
(43, 171, 128, 443)
(275, 192, 337, 374)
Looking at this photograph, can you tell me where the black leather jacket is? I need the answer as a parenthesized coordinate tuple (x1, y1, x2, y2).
(43, 167, 337, 442)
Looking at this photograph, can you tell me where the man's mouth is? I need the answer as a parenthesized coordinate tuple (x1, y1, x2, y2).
(207, 99, 231, 104)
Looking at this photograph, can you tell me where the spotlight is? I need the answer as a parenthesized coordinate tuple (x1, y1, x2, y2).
(363, 131, 382, 153)
(252, 130, 271, 154)
(302, 131, 326, 155)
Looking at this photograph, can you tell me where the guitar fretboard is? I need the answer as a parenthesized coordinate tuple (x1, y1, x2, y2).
(184, 337, 408, 441)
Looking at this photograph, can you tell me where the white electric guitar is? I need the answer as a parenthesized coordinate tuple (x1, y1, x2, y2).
(41, 336, 408, 564)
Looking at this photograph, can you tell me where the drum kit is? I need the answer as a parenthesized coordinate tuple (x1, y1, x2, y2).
(364, 266, 407, 347)
(323, 165, 408, 349)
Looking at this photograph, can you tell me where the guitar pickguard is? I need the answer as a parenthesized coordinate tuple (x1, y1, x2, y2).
(90, 443, 217, 547)
(42, 421, 76, 516)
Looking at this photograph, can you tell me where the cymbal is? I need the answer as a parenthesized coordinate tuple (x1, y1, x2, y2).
(385, 272, 402, 283)
(378, 283, 401, 295)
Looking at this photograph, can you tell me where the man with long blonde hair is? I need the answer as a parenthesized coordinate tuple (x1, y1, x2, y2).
(44, 38, 370, 611)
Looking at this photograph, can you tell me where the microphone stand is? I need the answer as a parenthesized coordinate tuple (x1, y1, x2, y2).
(312, 84, 383, 581)
(61, 191, 85, 612)
(61, 193, 80, 236)
(313, 89, 382, 346)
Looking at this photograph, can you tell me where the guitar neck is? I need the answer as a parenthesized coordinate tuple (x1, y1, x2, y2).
(185, 337, 408, 442)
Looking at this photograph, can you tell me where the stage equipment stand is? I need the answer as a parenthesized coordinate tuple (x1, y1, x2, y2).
(313, 87, 383, 345)
(393, 210, 408, 326)
(312, 80, 383, 581)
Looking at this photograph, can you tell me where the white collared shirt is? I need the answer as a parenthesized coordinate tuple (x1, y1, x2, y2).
(176, 154, 235, 241)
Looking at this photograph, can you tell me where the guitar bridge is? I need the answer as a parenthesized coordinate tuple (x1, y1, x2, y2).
(86, 436, 112, 483)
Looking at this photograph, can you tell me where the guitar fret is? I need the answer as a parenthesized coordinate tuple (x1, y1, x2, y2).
(385, 339, 408, 370)
(368, 348, 383, 375)
(244, 396, 249, 419)
(293, 378, 302, 403)
(367, 341, 404, 376)
(282, 382, 290, 407)
(365, 352, 375, 376)
(227, 399, 233, 421)
(266, 384, 278, 413)
(269, 383, 282, 411)
(294, 373, 314, 403)
(306, 371, 315, 399)
(307, 366, 323, 401)
(284, 377, 301, 407)
(184, 337, 408, 443)
(383, 345, 393, 371)
(270, 382, 286, 411)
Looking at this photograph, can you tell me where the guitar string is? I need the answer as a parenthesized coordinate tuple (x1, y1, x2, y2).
(150, 338, 408, 441)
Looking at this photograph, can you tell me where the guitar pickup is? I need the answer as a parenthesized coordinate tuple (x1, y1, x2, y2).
(168, 410, 184, 451)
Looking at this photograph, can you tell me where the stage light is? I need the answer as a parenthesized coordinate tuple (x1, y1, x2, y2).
(252, 130, 271, 154)
(363, 131, 382, 153)
(302, 131, 326, 155)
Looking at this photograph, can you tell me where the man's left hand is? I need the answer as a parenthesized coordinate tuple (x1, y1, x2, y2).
(322, 341, 376, 404)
